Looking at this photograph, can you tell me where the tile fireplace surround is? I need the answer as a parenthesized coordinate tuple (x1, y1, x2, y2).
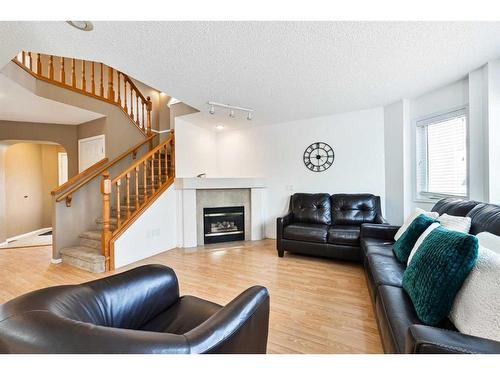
(175, 178, 266, 247)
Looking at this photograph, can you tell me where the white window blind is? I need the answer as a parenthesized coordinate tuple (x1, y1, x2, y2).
(416, 108, 468, 199)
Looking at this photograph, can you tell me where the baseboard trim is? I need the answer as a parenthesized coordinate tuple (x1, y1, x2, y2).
(6, 227, 52, 243)
(51, 258, 62, 264)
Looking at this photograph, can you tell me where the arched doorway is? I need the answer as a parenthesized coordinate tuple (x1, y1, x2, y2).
(0, 141, 68, 248)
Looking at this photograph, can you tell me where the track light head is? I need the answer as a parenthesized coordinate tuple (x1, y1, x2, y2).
(246, 112, 253, 121)
(229, 109, 235, 118)
(209, 104, 215, 115)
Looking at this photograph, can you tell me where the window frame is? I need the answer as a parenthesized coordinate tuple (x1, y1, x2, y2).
(414, 106, 469, 203)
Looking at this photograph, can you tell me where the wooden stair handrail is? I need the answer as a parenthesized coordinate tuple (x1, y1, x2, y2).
(111, 133, 173, 184)
(101, 132, 175, 270)
(54, 134, 156, 206)
(12, 52, 153, 136)
(51, 157, 108, 196)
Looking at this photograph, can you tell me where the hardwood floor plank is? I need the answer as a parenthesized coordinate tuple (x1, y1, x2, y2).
(0, 239, 383, 353)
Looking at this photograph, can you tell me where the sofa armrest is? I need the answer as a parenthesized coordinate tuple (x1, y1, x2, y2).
(405, 324, 500, 354)
(360, 223, 400, 241)
(276, 212, 293, 255)
(374, 213, 389, 224)
(184, 286, 270, 354)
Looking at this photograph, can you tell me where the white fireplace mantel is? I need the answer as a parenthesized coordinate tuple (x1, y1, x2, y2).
(175, 177, 266, 248)
(175, 177, 266, 190)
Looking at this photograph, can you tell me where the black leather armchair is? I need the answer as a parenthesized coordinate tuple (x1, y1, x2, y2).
(277, 193, 387, 262)
(0, 264, 270, 354)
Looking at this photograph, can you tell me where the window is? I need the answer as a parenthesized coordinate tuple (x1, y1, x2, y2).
(416, 108, 468, 200)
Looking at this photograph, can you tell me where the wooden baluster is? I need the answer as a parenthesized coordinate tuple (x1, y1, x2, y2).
(167, 142, 169, 180)
(116, 179, 121, 226)
(37, 54, 42, 76)
(101, 171, 111, 272)
(48, 56, 54, 80)
(81, 60, 86, 91)
(117, 73, 121, 106)
(61, 57, 66, 84)
(135, 166, 139, 210)
(146, 96, 152, 135)
(99, 62, 104, 96)
(71, 58, 76, 88)
(151, 154, 155, 192)
(143, 160, 147, 197)
(91, 62, 95, 94)
(124, 80, 128, 113)
(142, 102, 145, 130)
(136, 94, 139, 124)
(126, 172, 131, 218)
(157, 149, 162, 185)
(108, 67, 115, 102)
(130, 88, 134, 119)
(21, 51, 26, 66)
(28, 52, 33, 70)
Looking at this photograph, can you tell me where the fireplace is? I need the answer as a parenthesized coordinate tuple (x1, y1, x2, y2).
(203, 206, 245, 244)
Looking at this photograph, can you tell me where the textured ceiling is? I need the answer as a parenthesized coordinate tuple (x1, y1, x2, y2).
(1, 21, 500, 125)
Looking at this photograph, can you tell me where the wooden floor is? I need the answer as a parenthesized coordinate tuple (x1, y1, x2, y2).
(0, 239, 383, 353)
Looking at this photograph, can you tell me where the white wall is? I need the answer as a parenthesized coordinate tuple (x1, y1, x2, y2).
(215, 108, 386, 238)
(175, 117, 217, 178)
(114, 185, 177, 268)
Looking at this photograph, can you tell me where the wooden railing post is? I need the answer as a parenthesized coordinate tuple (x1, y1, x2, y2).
(48, 56, 54, 80)
(71, 58, 76, 88)
(108, 67, 115, 102)
(60, 56, 65, 83)
(101, 171, 111, 271)
(37, 53, 42, 76)
(146, 96, 152, 135)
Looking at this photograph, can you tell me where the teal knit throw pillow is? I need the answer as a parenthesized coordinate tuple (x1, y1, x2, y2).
(402, 226, 479, 326)
(393, 214, 436, 263)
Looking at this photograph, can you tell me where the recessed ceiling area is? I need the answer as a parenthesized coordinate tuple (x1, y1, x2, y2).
(2, 22, 500, 125)
(0, 73, 104, 125)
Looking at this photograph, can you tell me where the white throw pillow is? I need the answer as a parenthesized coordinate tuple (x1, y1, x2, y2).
(394, 208, 439, 241)
(449, 245, 500, 341)
(407, 222, 441, 266)
(438, 213, 472, 233)
(476, 232, 500, 255)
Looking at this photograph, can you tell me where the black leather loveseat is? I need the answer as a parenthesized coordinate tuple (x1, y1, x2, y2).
(361, 197, 500, 354)
(0, 264, 270, 354)
(277, 193, 386, 262)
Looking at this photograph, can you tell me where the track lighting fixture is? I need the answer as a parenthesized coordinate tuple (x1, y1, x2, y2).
(207, 101, 254, 121)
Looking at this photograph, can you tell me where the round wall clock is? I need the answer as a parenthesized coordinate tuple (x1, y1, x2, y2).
(303, 142, 335, 172)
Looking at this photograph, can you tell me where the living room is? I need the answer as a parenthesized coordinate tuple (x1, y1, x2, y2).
(1, 1, 500, 374)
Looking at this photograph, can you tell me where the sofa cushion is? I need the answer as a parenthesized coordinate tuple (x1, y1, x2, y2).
(291, 193, 331, 225)
(403, 226, 479, 326)
(140, 295, 222, 334)
(393, 215, 437, 263)
(361, 237, 395, 257)
(327, 225, 360, 245)
(432, 197, 480, 217)
(367, 253, 405, 289)
(283, 223, 329, 243)
(330, 194, 380, 225)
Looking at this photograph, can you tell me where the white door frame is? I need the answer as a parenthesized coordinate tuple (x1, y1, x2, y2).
(57, 152, 68, 185)
(78, 134, 106, 172)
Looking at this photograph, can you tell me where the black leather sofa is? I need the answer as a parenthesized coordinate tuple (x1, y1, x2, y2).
(0, 264, 270, 354)
(362, 197, 500, 354)
(277, 193, 387, 262)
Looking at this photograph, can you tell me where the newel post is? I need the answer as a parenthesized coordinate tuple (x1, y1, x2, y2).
(101, 171, 112, 271)
(146, 96, 153, 135)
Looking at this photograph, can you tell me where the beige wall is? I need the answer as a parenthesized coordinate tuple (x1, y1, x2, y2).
(0, 120, 78, 177)
(0, 145, 7, 243)
(1, 143, 61, 239)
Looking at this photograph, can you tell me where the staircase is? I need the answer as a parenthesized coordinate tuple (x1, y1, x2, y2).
(13, 51, 176, 273)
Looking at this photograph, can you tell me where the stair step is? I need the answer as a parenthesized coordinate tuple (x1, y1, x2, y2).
(60, 246, 105, 273)
(79, 231, 101, 250)
(95, 217, 117, 231)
